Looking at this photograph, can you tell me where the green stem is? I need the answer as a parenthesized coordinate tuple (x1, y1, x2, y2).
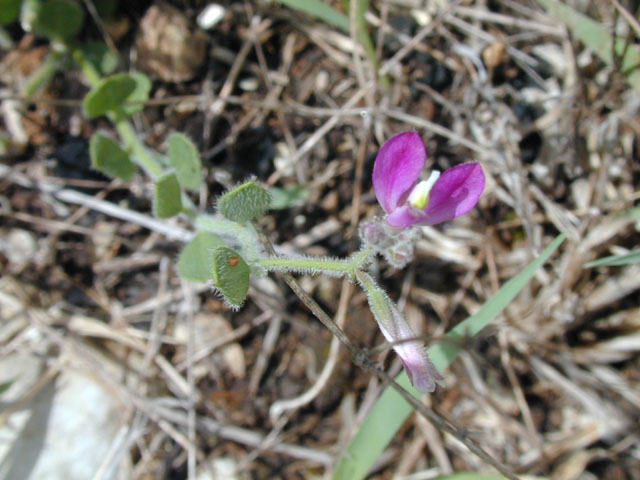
(114, 119, 163, 179)
(72, 48, 100, 85)
(73, 49, 164, 179)
(195, 215, 263, 262)
(73, 48, 198, 215)
(23, 47, 67, 97)
(258, 246, 374, 277)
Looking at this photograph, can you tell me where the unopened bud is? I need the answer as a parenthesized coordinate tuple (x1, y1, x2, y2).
(385, 242, 414, 269)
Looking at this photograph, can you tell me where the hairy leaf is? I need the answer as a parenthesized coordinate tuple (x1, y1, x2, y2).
(89, 132, 135, 180)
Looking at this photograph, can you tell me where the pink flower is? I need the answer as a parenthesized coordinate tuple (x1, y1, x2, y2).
(363, 132, 485, 392)
(377, 299, 444, 393)
(373, 132, 485, 229)
(357, 269, 445, 393)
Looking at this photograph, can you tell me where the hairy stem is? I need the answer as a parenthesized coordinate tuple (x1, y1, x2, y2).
(258, 246, 374, 277)
(252, 221, 518, 480)
(195, 215, 263, 262)
(23, 47, 66, 97)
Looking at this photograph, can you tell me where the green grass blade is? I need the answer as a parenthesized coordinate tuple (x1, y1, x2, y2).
(273, 0, 349, 31)
(431, 475, 547, 480)
(333, 233, 566, 480)
(584, 250, 640, 268)
(274, 0, 387, 86)
(537, 0, 640, 91)
(432, 475, 513, 480)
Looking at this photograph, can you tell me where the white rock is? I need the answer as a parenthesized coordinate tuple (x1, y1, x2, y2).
(197, 4, 226, 30)
(0, 354, 128, 480)
(2, 229, 36, 268)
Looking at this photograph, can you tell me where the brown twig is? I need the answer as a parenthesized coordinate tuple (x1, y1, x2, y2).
(251, 222, 519, 480)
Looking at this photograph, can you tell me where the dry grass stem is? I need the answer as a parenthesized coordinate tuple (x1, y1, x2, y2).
(2, 1, 639, 477)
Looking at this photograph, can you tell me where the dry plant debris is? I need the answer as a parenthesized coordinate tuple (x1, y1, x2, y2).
(1, 0, 639, 479)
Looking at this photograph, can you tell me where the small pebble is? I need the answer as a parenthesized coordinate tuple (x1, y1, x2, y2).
(239, 77, 259, 91)
(197, 3, 226, 30)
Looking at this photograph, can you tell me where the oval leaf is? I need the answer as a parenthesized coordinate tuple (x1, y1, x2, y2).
(178, 231, 225, 282)
(168, 133, 202, 191)
(217, 181, 271, 223)
(212, 247, 250, 309)
(120, 72, 151, 116)
(89, 132, 135, 180)
(83, 73, 136, 118)
(154, 172, 182, 218)
(31, 0, 84, 39)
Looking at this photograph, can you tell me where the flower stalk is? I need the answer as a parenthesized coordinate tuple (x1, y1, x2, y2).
(355, 270, 444, 393)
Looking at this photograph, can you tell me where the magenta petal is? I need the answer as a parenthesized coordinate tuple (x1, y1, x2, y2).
(398, 345, 444, 393)
(372, 132, 426, 214)
(422, 162, 485, 225)
(386, 204, 420, 228)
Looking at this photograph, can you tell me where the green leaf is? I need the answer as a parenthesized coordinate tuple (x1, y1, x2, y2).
(31, 0, 85, 39)
(178, 231, 226, 282)
(432, 475, 539, 480)
(217, 181, 271, 223)
(168, 133, 202, 191)
(83, 73, 136, 118)
(212, 247, 250, 309)
(0, 0, 22, 25)
(89, 132, 136, 180)
(585, 250, 640, 268)
(269, 184, 309, 209)
(273, 0, 349, 31)
(120, 72, 151, 116)
(80, 42, 119, 75)
(537, 0, 640, 91)
(333, 233, 566, 480)
(154, 172, 182, 218)
(83, 72, 151, 118)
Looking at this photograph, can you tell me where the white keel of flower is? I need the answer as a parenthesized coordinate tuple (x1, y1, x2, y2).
(407, 170, 441, 210)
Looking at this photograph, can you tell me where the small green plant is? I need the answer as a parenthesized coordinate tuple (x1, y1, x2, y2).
(77, 70, 562, 476)
(8, 3, 566, 474)
(2, 0, 118, 98)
